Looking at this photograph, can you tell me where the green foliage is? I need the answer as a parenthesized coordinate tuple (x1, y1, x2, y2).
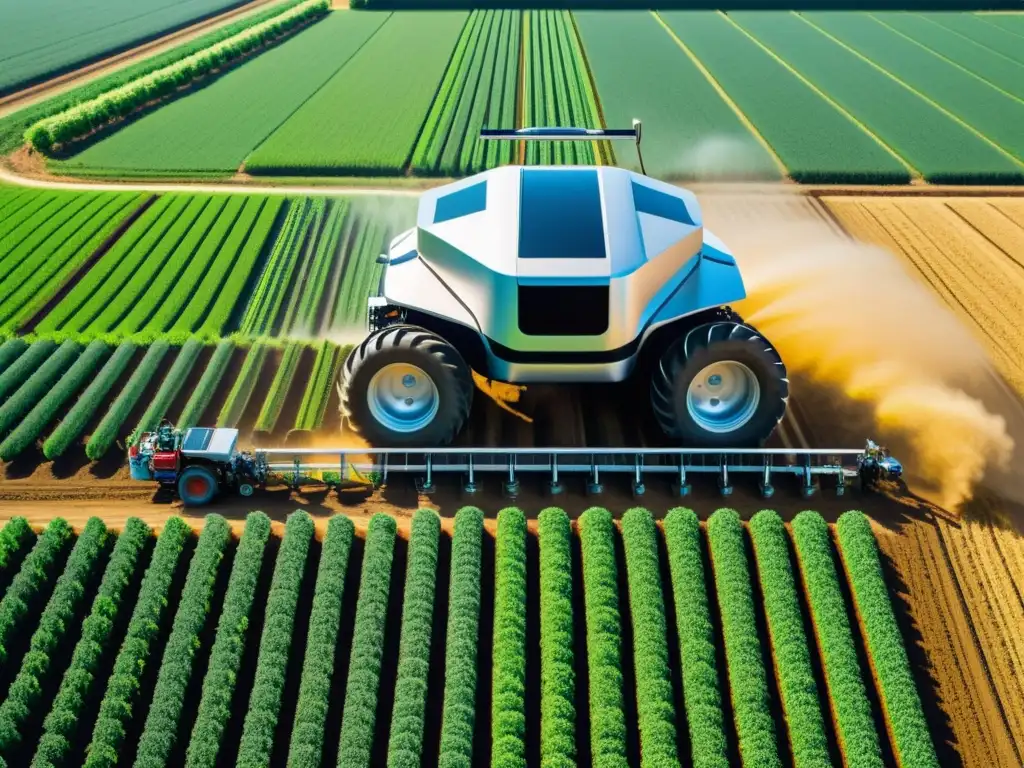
(0, 339, 28, 372)
(657, 12, 910, 183)
(728, 12, 1024, 184)
(287, 515, 355, 768)
(662, 509, 728, 768)
(85, 341, 169, 460)
(30, 518, 150, 768)
(576, 507, 627, 767)
(387, 510, 441, 767)
(0, 517, 34, 574)
(0, 340, 57, 404)
(0, 519, 73, 666)
(537, 508, 575, 766)
(133, 515, 231, 768)
(0, 340, 81, 438)
(790, 511, 882, 768)
(836, 511, 939, 768)
(27, 1, 331, 153)
(492, 507, 528, 768)
(83, 516, 190, 768)
(0, 518, 108, 756)
(295, 341, 342, 430)
(620, 508, 678, 767)
(241, 199, 312, 335)
(0, 340, 109, 460)
(236, 511, 315, 768)
(127, 339, 205, 445)
(176, 340, 235, 429)
(706, 509, 780, 768)
(217, 342, 269, 427)
(43, 341, 136, 459)
(337, 513, 397, 768)
(186, 512, 271, 768)
(246, 12, 468, 175)
(748, 511, 830, 767)
(254, 342, 304, 433)
(331, 219, 387, 329)
(438, 506, 484, 768)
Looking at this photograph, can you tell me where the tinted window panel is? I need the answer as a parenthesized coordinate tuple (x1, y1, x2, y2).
(518, 285, 609, 336)
(434, 180, 487, 224)
(519, 169, 606, 259)
(183, 428, 214, 451)
(631, 181, 695, 225)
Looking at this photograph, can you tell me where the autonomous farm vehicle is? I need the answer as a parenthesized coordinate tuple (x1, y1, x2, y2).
(128, 123, 902, 506)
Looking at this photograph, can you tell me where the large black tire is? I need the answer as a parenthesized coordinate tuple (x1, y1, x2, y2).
(651, 320, 788, 447)
(340, 325, 473, 447)
(178, 465, 219, 507)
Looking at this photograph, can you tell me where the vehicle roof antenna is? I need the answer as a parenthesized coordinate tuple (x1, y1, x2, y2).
(480, 118, 646, 175)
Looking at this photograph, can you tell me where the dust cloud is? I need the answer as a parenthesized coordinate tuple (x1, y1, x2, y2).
(725, 206, 1015, 511)
(672, 134, 780, 182)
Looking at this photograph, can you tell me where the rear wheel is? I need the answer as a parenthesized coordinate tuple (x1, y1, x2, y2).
(178, 465, 219, 507)
(651, 320, 788, 447)
(340, 325, 473, 447)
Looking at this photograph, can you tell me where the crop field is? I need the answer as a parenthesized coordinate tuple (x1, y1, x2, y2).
(21, 7, 1022, 184)
(0, 507, 944, 768)
(0, 0, 257, 94)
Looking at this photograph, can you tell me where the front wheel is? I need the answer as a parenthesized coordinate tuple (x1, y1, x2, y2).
(340, 325, 473, 447)
(651, 320, 788, 447)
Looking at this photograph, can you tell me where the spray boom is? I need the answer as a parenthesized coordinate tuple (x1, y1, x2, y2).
(480, 119, 646, 174)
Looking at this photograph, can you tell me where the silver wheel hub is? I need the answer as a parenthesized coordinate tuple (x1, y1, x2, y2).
(367, 363, 439, 433)
(686, 361, 760, 434)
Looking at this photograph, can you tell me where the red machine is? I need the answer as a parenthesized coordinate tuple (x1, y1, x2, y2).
(128, 420, 264, 506)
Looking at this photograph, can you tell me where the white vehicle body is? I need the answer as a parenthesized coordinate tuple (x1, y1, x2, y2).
(374, 165, 745, 383)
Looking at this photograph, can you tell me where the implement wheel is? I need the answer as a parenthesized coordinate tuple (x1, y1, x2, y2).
(178, 466, 219, 507)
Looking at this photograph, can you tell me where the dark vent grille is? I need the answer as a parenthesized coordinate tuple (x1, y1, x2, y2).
(518, 285, 609, 336)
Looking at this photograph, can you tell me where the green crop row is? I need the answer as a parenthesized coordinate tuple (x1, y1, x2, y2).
(186, 512, 271, 768)
(537, 508, 576, 765)
(85, 341, 169, 460)
(241, 200, 312, 335)
(387, 510, 442, 767)
(621, 508, 679, 766)
(338, 513, 398, 768)
(255, 342, 304, 433)
(31, 518, 150, 768)
(279, 199, 327, 334)
(83, 516, 189, 768)
(748, 511, 830, 767)
(0, 193, 98, 284)
(707, 509, 781, 768)
(0, 340, 109, 460)
(332, 219, 386, 329)
(0, 338, 28, 372)
(27, 0, 330, 153)
(577, 508, 627, 767)
(177, 340, 234, 429)
(36, 196, 181, 335)
(0, 195, 144, 333)
(133, 515, 231, 768)
(190, 198, 282, 338)
(0, 518, 108, 758)
(115, 196, 228, 335)
(492, 507, 528, 768)
(438, 506, 484, 767)
(0, 340, 81, 438)
(0, 0, 310, 154)
(287, 515, 355, 768)
(790, 511, 882, 768)
(140, 196, 245, 331)
(43, 341, 136, 459)
(662, 509, 728, 768)
(0, 519, 73, 666)
(128, 339, 205, 445)
(836, 512, 938, 768)
(236, 511, 315, 768)
(0, 517, 34, 575)
(0, 340, 57, 402)
(295, 341, 342, 431)
(217, 341, 268, 427)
